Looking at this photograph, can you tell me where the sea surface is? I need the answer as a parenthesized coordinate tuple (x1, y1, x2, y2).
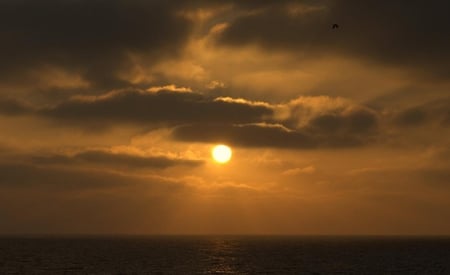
(1, 236, 449, 274)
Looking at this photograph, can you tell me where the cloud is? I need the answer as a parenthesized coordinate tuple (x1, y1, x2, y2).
(306, 107, 378, 135)
(0, 98, 33, 116)
(40, 88, 273, 127)
(0, 159, 194, 234)
(394, 107, 428, 127)
(0, 0, 449, 236)
(216, 0, 450, 77)
(0, 87, 383, 148)
(4, 85, 447, 150)
(172, 123, 316, 148)
(31, 149, 203, 170)
(393, 97, 450, 127)
(348, 166, 450, 191)
(0, 161, 162, 189)
(0, 148, 204, 193)
(282, 166, 316, 176)
(0, 0, 195, 88)
(171, 119, 377, 149)
(170, 94, 380, 149)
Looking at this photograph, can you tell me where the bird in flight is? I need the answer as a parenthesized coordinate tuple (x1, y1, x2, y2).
(332, 24, 339, 29)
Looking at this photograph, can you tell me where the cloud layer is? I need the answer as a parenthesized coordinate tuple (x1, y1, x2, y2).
(1, 87, 447, 149)
(41, 89, 273, 127)
(0, 0, 194, 88)
(0, 0, 449, 235)
(217, 0, 450, 77)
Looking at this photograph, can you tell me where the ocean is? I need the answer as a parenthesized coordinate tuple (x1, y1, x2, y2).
(1, 236, 449, 274)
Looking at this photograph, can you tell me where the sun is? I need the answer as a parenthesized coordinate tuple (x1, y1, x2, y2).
(212, 145, 232, 164)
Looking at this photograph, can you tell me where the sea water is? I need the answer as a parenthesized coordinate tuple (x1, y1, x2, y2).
(1, 236, 449, 274)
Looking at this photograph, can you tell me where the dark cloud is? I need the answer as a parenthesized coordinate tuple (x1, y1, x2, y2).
(307, 107, 378, 134)
(32, 149, 203, 169)
(394, 107, 428, 127)
(172, 117, 378, 149)
(0, 86, 382, 148)
(0, 159, 192, 192)
(0, 98, 32, 116)
(4, 83, 447, 150)
(217, 0, 450, 76)
(393, 97, 450, 127)
(0, 0, 194, 88)
(172, 123, 316, 148)
(0, 84, 382, 149)
(0, 162, 130, 189)
(170, 99, 380, 149)
(41, 89, 273, 127)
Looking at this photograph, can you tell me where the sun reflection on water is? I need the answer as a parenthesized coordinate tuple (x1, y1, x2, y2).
(202, 238, 241, 274)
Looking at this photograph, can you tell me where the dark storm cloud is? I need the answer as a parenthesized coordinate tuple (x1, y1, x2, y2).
(32, 149, 203, 169)
(0, 0, 194, 88)
(217, 0, 450, 76)
(41, 89, 273, 126)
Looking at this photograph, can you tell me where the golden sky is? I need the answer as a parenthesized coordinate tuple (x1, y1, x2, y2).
(0, 0, 449, 235)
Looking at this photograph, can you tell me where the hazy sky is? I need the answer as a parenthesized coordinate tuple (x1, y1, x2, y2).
(0, 0, 449, 235)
